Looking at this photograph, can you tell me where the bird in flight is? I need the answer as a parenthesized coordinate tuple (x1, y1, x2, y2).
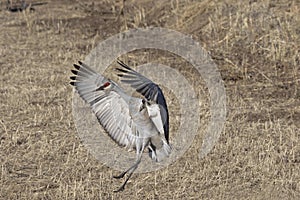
(70, 60, 171, 192)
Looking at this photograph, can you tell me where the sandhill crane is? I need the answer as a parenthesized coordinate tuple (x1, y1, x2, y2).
(70, 60, 171, 192)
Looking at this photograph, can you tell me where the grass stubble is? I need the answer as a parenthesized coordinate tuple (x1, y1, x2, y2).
(0, 0, 299, 199)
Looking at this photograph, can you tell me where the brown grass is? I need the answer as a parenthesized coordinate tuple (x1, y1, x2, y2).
(0, 0, 299, 199)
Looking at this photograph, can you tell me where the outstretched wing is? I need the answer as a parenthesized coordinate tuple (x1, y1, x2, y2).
(115, 60, 169, 143)
(70, 61, 138, 148)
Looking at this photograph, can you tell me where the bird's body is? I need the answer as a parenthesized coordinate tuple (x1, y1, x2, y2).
(70, 60, 171, 192)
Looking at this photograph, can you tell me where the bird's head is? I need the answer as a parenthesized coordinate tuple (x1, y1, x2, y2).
(140, 99, 159, 116)
(96, 81, 111, 91)
(139, 98, 147, 112)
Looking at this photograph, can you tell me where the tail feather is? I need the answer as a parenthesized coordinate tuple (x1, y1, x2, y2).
(148, 138, 171, 162)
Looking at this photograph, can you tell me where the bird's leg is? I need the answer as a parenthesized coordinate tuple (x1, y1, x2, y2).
(113, 158, 141, 192)
(113, 171, 127, 179)
(113, 141, 145, 192)
(113, 138, 144, 179)
(113, 158, 140, 179)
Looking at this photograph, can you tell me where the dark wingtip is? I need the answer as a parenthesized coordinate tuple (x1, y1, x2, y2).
(73, 63, 81, 70)
(78, 61, 83, 65)
(115, 68, 128, 73)
(70, 76, 76, 80)
(71, 69, 78, 75)
(70, 81, 75, 86)
(117, 60, 131, 70)
(116, 60, 123, 65)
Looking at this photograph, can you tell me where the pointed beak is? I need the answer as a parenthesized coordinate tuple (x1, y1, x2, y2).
(139, 104, 145, 112)
(96, 85, 105, 91)
(140, 99, 147, 112)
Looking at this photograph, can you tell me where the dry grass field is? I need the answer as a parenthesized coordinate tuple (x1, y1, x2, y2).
(1, 0, 299, 199)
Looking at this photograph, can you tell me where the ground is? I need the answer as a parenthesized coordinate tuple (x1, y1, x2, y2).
(0, 0, 299, 199)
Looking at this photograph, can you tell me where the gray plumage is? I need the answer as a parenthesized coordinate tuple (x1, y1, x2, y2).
(70, 60, 171, 192)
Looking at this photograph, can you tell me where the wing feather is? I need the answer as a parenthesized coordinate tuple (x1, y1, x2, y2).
(70, 61, 139, 148)
(147, 104, 164, 134)
(115, 60, 169, 143)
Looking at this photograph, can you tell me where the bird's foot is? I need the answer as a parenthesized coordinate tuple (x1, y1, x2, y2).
(113, 171, 126, 179)
(113, 185, 125, 193)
